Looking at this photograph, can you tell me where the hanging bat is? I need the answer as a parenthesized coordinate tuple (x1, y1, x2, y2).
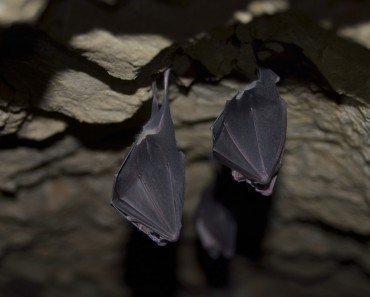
(211, 66, 287, 196)
(111, 69, 185, 246)
(196, 186, 237, 259)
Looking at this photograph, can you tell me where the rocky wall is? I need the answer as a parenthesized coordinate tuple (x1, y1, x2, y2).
(0, 1, 369, 297)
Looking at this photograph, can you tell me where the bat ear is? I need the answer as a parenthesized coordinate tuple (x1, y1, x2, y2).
(151, 81, 159, 115)
(251, 40, 280, 84)
(162, 68, 171, 107)
(258, 66, 280, 84)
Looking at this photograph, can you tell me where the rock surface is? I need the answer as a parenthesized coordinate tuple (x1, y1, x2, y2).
(0, 0, 48, 26)
(70, 30, 172, 80)
(0, 1, 369, 297)
(18, 115, 67, 140)
(0, 30, 151, 124)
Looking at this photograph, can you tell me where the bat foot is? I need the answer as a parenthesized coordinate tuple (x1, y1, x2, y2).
(231, 170, 246, 182)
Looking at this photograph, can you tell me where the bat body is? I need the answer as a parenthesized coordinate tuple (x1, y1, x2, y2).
(211, 66, 287, 196)
(196, 186, 237, 259)
(111, 69, 185, 245)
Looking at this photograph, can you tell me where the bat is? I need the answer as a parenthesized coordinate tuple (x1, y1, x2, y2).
(195, 186, 237, 259)
(211, 65, 287, 196)
(111, 69, 185, 246)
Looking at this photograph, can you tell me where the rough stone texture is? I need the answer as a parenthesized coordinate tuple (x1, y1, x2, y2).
(0, 175, 126, 297)
(0, 137, 80, 193)
(0, 1, 369, 297)
(0, 0, 48, 26)
(0, 30, 151, 124)
(260, 82, 370, 295)
(339, 22, 370, 49)
(238, 14, 370, 104)
(37, 0, 252, 82)
(276, 83, 369, 234)
(0, 109, 27, 136)
(70, 30, 172, 80)
(18, 115, 67, 140)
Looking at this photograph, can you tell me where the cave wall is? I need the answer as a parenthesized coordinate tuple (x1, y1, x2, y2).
(0, 1, 369, 297)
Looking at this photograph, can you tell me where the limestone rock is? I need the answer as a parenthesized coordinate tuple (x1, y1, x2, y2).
(183, 27, 243, 78)
(0, 137, 80, 193)
(339, 22, 370, 50)
(39, 70, 150, 123)
(0, 31, 151, 123)
(247, 0, 289, 16)
(0, 174, 126, 297)
(0, 110, 7, 127)
(236, 13, 370, 104)
(276, 82, 369, 235)
(0, 0, 48, 26)
(179, 13, 370, 104)
(265, 223, 370, 275)
(0, 1, 369, 297)
(171, 81, 240, 125)
(0, 109, 27, 136)
(70, 30, 172, 81)
(18, 115, 67, 140)
(39, 0, 250, 82)
(0, 134, 126, 194)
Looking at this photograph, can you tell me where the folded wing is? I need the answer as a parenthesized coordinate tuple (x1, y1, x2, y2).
(212, 66, 287, 195)
(111, 69, 185, 245)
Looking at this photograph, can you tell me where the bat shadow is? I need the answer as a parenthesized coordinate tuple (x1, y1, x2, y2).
(195, 166, 272, 288)
(123, 227, 179, 297)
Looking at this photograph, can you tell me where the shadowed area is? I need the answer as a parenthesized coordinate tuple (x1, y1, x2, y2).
(124, 228, 178, 297)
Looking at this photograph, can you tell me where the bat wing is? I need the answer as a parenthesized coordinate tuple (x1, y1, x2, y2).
(212, 66, 287, 195)
(196, 187, 237, 259)
(111, 69, 185, 245)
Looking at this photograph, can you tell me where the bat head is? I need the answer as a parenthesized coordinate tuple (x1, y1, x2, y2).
(258, 66, 280, 84)
(137, 68, 173, 144)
